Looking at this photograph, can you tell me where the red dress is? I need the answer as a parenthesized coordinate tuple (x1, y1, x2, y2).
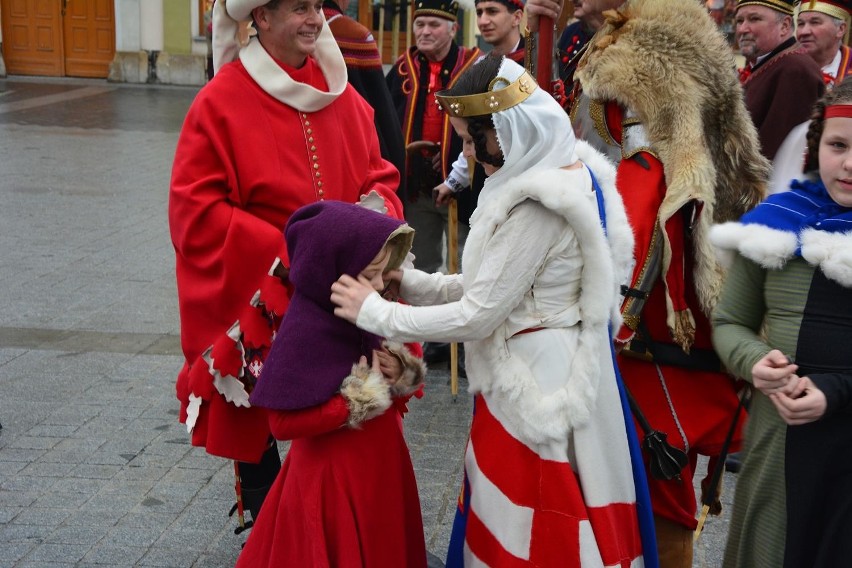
(236, 396, 427, 567)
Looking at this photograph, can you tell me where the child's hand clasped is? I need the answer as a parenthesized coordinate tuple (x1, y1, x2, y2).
(374, 348, 404, 385)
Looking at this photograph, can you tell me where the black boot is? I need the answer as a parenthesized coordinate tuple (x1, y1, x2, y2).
(238, 440, 282, 523)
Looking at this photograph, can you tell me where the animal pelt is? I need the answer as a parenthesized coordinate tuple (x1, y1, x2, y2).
(383, 341, 427, 397)
(340, 362, 392, 427)
(462, 141, 634, 444)
(576, 0, 769, 316)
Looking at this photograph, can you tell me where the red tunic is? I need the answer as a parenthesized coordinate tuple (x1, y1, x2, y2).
(169, 56, 402, 462)
(599, 103, 744, 530)
(235, 398, 427, 567)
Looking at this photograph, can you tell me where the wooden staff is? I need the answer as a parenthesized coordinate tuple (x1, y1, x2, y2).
(447, 155, 476, 400)
(448, 198, 459, 400)
(406, 0, 413, 50)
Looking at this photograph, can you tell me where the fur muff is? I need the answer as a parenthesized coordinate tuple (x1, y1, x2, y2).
(340, 362, 392, 427)
(383, 341, 427, 397)
(576, 0, 769, 318)
(461, 141, 634, 444)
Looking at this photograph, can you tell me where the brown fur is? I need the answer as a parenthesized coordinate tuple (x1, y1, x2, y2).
(340, 362, 392, 427)
(576, 0, 769, 316)
(383, 341, 427, 397)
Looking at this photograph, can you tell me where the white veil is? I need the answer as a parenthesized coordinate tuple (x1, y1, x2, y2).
(485, 58, 579, 189)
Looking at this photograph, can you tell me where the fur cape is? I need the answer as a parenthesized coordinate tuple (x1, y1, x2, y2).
(462, 141, 634, 444)
(576, 0, 769, 317)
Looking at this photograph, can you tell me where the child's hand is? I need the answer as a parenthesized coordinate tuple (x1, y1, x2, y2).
(374, 349, 403, 385)
(752, 349, 798, 396)
(381, 269, 403, 301)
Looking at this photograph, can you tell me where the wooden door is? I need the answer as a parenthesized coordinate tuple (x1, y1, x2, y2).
(0, 0, 115, 78)
(62, 0, 115, 78)
(1, 0, 64, 76)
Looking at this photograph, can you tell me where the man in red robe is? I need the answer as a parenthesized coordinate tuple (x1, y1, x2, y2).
(169, 0, 402, 525)
(797, 0, 852, 88)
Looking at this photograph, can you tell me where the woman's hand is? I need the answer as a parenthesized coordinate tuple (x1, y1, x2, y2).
(331, 274, 378, 323)
(769, 377, 828, 425)
(752, 349, 799, 396)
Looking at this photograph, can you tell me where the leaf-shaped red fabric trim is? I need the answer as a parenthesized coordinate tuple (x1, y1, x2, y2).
(187, 356, 216, 400)
(210, 334, 244, 379)
(241, 304, 273, 350)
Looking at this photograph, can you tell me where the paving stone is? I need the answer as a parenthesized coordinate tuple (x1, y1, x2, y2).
(43, 525, 105, 546)
(0, 542, 36, 565)
(9, 507, 73, 527)
(137, 547, 201, 567)
(81, 543, 147, 566)
(23, 542, 92, 564)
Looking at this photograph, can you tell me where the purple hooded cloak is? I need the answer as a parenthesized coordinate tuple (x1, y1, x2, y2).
(249, 201, 413, 410)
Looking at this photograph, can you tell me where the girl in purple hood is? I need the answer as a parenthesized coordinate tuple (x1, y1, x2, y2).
(237, 201, 427, 568)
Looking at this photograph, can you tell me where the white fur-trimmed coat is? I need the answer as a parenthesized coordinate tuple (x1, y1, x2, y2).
(358, 141, 635, 445)
(461, 141, 634, 444)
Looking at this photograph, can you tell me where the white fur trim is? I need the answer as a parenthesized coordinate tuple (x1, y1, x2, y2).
(462, 146, 631, 444)
(709, 222, 798, 269)
(801, 229, 852, 287)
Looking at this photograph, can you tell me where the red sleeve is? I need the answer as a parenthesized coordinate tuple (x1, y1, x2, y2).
(266, 395, 350, 440)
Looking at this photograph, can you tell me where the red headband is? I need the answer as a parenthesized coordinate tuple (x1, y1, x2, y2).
(825, 104, 852, 119)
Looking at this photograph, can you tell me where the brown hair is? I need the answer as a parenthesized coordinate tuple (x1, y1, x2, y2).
(442, 54, 505, 168)
(804, 77, 852, 172)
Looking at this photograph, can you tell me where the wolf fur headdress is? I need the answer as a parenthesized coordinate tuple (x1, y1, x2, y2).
(576, 0, 769, 326)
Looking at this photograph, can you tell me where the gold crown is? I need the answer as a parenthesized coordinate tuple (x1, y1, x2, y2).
(435, 71, 537, 118)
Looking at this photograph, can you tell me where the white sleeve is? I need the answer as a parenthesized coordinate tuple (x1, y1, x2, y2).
(445, 151, 470, 191)
(399, 269, 465, 305)
(356, 201, 563, 343)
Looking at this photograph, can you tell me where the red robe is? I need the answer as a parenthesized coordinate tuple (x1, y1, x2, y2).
(235, 399, 426, 567)
(169, 56, 402, 463)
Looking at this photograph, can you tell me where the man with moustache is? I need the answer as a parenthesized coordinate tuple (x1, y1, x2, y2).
(735, 0, 824, 160)
(797, 0, 852, 87)
(386, 0, 480, 276)
(386, 0, 480, 365)
(170, 0, 403, 527)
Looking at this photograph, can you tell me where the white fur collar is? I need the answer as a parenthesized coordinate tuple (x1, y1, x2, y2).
(710, 222, 852, 287)
(462, 141, 634, 444)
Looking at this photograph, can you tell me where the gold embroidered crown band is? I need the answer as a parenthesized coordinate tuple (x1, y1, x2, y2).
(435, 71, 537, 117)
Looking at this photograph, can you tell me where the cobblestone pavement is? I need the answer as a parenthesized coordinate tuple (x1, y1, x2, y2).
(0, 76, 734, 567)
